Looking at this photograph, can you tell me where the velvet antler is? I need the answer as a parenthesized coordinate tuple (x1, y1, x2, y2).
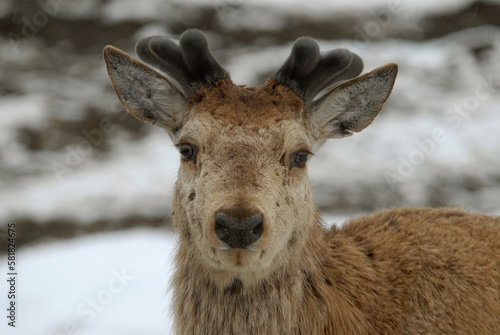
(270, 37, 363, 104)
(104, 29, 396, 144)
(136, 29, 230, 97)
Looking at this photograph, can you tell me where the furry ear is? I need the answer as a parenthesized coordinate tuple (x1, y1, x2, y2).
(103, 45, 187, 141)
(309, 63, 398, 146)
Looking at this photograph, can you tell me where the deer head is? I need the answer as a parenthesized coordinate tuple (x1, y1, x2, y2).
(104, 29, 397, 284)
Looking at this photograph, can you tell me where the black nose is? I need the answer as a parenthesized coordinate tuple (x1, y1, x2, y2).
(215, 213, 263, 249)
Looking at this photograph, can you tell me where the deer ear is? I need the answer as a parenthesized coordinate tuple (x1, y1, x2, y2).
(103, 45, 186, 141)
(309, 63, 398, 146)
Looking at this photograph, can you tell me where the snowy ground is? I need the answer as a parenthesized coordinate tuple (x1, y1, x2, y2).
(0, 214, 350, 335)
(0, 228, 177, 335)
(0, 0, 499, 333)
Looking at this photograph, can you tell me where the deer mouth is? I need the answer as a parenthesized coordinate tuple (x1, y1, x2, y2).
(213, 247, 262, 268)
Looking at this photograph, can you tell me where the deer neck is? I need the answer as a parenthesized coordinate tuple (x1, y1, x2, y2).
(171, 213, 339, 334)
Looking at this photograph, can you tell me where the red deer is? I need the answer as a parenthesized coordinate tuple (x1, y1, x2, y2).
(103, 29, 500, 334)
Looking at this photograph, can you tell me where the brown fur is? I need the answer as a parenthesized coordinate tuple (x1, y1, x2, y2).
(187, 79, 305, 127)
(174, 205, 500, 335)
(103, 46, 500, 334)
(170, 81, 500, 334)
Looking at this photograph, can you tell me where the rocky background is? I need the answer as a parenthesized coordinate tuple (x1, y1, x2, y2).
(1, 0, 500, 248)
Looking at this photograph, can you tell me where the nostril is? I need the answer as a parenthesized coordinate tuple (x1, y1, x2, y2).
(215, 214, 232, 240)
(215, 213, 263, 249)
(247, 216, 263, 239)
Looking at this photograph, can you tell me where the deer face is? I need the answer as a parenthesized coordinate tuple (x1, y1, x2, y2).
(104, 29, 397, 276)
(172, 80, 315, 271)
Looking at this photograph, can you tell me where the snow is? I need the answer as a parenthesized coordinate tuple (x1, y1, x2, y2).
(0, 212, 362, 335)
(97, 0, 473, 23)
(1, 1, 499, 333)
(2, 25, 500, 223)
(0, 229, 177, 335)
(0, 129, 178, 224)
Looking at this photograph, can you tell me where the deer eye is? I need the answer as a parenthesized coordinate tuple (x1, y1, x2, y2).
(291, 150, 310, 169)
(179, 143, 196, 162)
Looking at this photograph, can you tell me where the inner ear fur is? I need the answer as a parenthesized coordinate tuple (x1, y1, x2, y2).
(309, 63, 398, 142)
(103, 45, 186, 140)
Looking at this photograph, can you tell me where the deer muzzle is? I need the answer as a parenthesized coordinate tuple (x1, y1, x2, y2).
(215, 212, 264, 249)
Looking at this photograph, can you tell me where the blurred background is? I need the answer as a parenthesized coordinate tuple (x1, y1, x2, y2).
(0, 0, 499, 334)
